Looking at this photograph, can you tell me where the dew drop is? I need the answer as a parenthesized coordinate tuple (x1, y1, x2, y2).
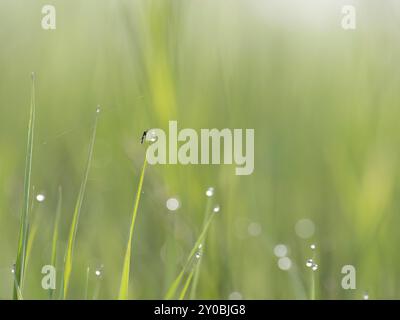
(310, 244, 316, 250)
(306, 259, 313, 268)
(195, 252, 202, 259)
(146, 130, 157, 142)
(206, 187, 214, 197)
(96, 106, 101, 113)
(363, 292, 369, 300)
(95, 265, 103, 277)
(311, 263, 319, 271)
(36, 194, 45, 202)
(213, 205, 220, 213)
(11, 264, 15, 274)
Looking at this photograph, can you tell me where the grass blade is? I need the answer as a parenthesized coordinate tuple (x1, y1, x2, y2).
(84, 267, 90, 300)
(164, 269, 184, 301)
(118, 156, 147, 300)
(13, 73, 36, 299)
(13, 277, 24, 300)
(24, 188, 37, 273)
(24, 219, 39, 271)
(51, 187, 62, 267)
(190, 197, 212, 299)
(50, 186, 62, 299)
(179, 267, 196, 300)
(189, 254, 203, 299)
(92, 272, 103, 300)
(63, 109, 99, 299)
(310, 249, 317, 300)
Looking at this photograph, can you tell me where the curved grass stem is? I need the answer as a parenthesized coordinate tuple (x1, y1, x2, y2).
(118, 156, 148, 300)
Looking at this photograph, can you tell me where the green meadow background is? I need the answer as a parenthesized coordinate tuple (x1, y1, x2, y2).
(1, 0, 400, 299)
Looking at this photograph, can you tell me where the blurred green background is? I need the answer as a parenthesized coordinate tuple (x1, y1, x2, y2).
(1, 0, 400, 299)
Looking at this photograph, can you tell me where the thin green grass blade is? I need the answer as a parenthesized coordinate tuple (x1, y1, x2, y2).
(165, 212, 216, 300)
(190, 198, 212, 299)
(189, 256, 202, 299)
(50, 186, 62, 299)
(310, 249, 317, 300)
(179, 267, 196, 300)
(24, 190, 37, 274)
(165, 269, 185, 301)
(51, 187, 62, 267)
(13, 277, 24, 300)
(58, 270, 65, 300)
(118, 157, 147, 300)
(93, 275, 102, 300)
(84, 267, 90, 300)
(24, 220, 38, 271)
(63, 110, 99, 299)
(13, 73, 36, 299)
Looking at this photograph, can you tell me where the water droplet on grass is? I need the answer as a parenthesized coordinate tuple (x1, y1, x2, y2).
(310, 244, 316, 250)
(36, 194, 45, 202)
(306, 259, 313, 268)
(311, 263, 319, 271)
(206, 187, 214, 197)
(146, 130, 157, 142)
(95, 265, 104, 277)
(213, 205, 220, 213)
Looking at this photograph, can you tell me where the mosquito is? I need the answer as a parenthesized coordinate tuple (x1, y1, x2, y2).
(141, 130, 148, 144)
